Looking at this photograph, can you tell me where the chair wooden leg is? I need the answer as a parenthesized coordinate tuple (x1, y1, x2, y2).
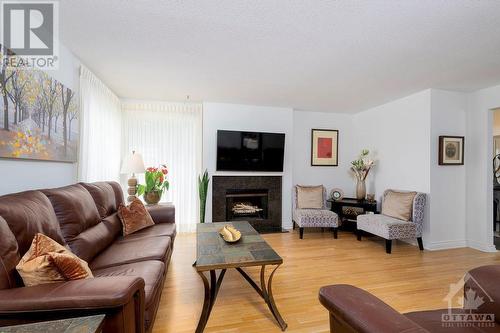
(417, 237, 424, 251)
(299, 228, 304, 239)
(333, 228, 338, 239)
(292, 221, 296, 230)
(357, 230, 362, 241)
(386, 239, 392, 254)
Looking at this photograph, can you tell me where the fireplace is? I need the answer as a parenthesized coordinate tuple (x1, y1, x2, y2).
(226, 189, 269, 221)
(212, 176, 282, 233)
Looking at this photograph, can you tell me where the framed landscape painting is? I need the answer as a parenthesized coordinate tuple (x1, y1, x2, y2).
(439, 136, 464, 165)
(311, 129, 339, 166)
(0, 46, 79, 162)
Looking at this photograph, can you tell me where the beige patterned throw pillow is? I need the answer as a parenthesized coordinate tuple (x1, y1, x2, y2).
(296, 185, 323, 209)
(381, 191, 417, 222)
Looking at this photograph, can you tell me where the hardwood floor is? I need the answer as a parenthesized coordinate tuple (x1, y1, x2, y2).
(153, 230, 500, 333)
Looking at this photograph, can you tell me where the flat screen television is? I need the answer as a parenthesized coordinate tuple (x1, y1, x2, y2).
(216, 130, 285, 172)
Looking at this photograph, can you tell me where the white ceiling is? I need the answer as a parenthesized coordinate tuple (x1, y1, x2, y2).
(60, 0, 500, 113)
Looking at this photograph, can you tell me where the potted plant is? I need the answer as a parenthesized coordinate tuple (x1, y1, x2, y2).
(137, 165, 170, 205)
(198, 169, 210, 223)
(351, 149, 374, 200)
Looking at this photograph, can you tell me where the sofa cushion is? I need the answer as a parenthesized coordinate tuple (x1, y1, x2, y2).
(293, 209, 339, 228)
(0, 216, 20, 289)
(296, 185, 323, 209)
(80, 182, 117, 219)
(16, 233, 93, 287)
(357, 214, 417, 240)
(382, 190, 416, 222)
(90, 236, 171, 270)
(118, 199, 155, 236)
(42, 184, 101, 245)
(108, 181, 125, 209)
(68, 213, 122, 263)
(119, 224, 177, 245)
(0, 190, 66, 256)
(93, 260, 165, 330)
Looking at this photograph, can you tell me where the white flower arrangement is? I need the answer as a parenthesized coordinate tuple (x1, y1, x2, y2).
(351, 149, 374, 181)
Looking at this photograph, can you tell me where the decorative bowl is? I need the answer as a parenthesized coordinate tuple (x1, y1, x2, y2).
(219, 225, 242, 243)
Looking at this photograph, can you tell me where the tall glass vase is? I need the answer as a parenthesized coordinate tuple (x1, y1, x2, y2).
(356, 179, 366, 200)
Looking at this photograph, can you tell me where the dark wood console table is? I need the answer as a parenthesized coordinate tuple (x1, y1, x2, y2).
(328, 198, 378, 230)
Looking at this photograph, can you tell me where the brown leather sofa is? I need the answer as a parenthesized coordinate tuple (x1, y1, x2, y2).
(319, 265, 500, 332)
(0, 181, 176, 333)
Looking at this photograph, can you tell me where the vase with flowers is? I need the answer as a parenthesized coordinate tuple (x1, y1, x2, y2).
(351, 149, 374, 200)
(137, 165, 170, 205)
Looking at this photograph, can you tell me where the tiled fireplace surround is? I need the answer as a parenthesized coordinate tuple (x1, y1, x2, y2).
(212, 176, 282, 233)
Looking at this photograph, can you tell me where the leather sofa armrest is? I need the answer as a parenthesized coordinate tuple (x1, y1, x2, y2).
(147, 204, 175, 224)
(319, 285, 428, 333)
(0, 276, 144, 312)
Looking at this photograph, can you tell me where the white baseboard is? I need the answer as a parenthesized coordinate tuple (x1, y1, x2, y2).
(467, 240, 498, 253)
(425, 239, 467, 251)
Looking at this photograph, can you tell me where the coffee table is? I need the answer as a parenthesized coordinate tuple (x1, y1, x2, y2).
(194, 221, 287, 333)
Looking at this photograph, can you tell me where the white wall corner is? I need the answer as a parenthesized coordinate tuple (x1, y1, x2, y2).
(466, 240, 497, 253)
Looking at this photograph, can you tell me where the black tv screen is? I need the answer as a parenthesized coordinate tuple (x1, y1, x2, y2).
(216, 130, 285, 172)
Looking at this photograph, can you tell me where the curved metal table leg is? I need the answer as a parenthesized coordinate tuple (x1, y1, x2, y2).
(261, 265, 288, 331)
(196, 269, 227, 333)
(195, 271, 211, 333)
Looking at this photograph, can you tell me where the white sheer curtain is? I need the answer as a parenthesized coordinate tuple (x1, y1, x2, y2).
(78, 66, 122, 182)
(122, 102, 202, 233)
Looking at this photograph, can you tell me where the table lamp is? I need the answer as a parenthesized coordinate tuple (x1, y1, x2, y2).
(121, 151, 145, 202)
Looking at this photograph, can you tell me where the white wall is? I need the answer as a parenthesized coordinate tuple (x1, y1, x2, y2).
(292, 111, 356, 197)
(429, 89, 467, 249)
(466, 83, 500, 252)
(353, 90, 432, 198)
(0, 44, 81, 195)
(202, 103, 294, 228)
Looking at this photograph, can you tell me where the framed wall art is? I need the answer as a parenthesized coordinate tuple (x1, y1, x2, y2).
(311, 129, 338, 166)
(439, 136, 464, 165)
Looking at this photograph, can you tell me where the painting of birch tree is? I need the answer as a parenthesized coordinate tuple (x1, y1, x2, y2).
(0, 45, 79, 162)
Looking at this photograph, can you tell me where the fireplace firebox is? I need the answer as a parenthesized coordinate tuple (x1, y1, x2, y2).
(226, 189, 269, 221)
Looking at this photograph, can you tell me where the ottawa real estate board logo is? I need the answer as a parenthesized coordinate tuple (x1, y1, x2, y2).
(1, 1, 59, 69)
(442, 273, 495, 328)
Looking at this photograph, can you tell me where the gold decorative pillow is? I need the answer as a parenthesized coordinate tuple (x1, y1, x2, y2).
(382, 191, 417, 222)
(296, 185, 323, 209)
(118, 198, 155, 236)
(16, 233, 93, 287)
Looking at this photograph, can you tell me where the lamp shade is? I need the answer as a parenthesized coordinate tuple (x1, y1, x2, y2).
(121, 151, 146, 174)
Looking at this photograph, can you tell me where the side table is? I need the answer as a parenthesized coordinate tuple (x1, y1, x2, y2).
(328, 198, 378, 232)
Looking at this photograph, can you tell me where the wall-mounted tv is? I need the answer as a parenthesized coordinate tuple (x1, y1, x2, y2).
(216, 130, 285, 172)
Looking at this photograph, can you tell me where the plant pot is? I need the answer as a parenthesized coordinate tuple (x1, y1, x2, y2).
(144, 191, 162, 205)
(356, 180, 366, 200)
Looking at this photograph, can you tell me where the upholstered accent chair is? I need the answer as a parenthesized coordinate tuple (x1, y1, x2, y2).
(292, 185, 339, 239)
(357, 190, 426, 254)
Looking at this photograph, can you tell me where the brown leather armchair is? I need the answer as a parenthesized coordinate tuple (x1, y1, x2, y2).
(0, 182, 176, 333)
(319, 265, 500, 332)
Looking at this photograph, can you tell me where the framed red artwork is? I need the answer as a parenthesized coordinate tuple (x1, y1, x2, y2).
(311, 129, 339, 166)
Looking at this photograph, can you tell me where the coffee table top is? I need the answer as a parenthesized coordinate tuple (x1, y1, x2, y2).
(195, 221, 282, 271)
